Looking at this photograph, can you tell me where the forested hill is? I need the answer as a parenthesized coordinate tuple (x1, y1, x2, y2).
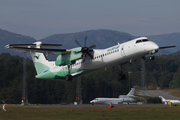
(1, 28, 180, 56)
(0, 53, 180, 104)
(0, 29, 36, 56)
(40, 29, 135, 49)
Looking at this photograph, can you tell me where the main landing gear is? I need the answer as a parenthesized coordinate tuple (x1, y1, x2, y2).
(65, 65, 73, 81)
(118, 65, 126, 81)
(118, 72, 126, 81)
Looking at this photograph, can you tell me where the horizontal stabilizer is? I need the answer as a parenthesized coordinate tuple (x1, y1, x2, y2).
(5, 43, 62, 48)
(5, 44, 70, 55)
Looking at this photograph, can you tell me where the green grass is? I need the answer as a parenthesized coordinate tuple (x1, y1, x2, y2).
(0, 106, 180, 120)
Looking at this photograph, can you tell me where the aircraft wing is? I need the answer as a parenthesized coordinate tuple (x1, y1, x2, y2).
(107, 102, 118, 105)
(5, 44, 71, 55)
(71, 71, 83, 76)
(107, 100, 123, 105)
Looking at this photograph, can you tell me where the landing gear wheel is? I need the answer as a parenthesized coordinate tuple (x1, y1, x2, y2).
(150, 56, 155, 60)
(66, 75, 73, 81)
(118, 73, 126, 81)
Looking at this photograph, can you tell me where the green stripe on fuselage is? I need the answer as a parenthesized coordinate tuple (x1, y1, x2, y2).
(34, 62, 50, 74)
(36, 67, 96, 80)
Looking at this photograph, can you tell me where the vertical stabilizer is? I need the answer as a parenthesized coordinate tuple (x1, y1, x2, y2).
(127, 88, 135, 96)
(30, 42, 51, 74)
(159, 96, 166, 102)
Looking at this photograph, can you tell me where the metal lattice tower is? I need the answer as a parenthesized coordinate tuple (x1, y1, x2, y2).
(76, 77, 82, 104)
(22, 56, 28, 105)
(141, 58, 146, 90)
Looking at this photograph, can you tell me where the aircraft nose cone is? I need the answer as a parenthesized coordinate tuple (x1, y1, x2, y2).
(153, 43, 159, 50)
(150, 42, 159, 53)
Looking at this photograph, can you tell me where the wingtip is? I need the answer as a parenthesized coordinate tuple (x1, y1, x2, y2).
(5, 44, 10, 48)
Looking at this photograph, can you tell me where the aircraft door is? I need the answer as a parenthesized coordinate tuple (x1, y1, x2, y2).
(121, 45, 126, 57)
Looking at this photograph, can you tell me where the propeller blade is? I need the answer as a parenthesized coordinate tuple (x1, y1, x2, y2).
(75, 39, 82, 47)
(82, 54, 86, 63)
(159, 46, 176, 49)
(89, 44, 96, 49)
(75, 36, 96, 62)
(88, 49, 93, 52)
(84, 36, 87, 47)
(87, 52, 93, 59)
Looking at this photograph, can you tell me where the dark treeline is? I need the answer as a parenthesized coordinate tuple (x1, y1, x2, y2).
(0, 53, 180, 104)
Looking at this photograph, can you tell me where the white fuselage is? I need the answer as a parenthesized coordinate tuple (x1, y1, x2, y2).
(162, 99, 180, 104)
(36, 37, 159, 79)
(90, 97, 135, 105)
(159, 96, 180, 104)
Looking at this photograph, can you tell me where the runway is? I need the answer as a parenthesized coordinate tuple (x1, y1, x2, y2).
(138, 89, 180, 100)
(3, 90, 179, 108)
(6, 103, 170, 108)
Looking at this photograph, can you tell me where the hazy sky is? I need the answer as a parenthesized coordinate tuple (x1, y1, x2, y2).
(1, 0, 180, 40)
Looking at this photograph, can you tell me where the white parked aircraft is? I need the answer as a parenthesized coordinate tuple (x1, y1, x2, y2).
(5, 36, 176, 81)
(90, 88, 136, 108)
(159, 96, 180, 104)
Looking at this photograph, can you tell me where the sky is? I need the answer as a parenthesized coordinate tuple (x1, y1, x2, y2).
(0, 0, 180, 40)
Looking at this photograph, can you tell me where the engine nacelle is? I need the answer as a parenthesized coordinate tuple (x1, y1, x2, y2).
(55, 47, 82, 66)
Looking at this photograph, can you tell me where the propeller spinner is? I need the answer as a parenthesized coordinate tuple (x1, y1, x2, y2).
(75, 36, 96, 62)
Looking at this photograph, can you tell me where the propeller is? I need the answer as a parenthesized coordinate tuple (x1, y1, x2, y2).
(75, 36, 96, 62)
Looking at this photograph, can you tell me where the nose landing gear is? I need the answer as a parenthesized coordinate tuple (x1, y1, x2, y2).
(150, 54, 155, 60)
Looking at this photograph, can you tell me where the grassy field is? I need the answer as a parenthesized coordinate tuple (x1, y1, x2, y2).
(0, 106, 180, 120)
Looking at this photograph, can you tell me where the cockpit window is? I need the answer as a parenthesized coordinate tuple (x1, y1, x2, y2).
(136, 39, 150, 44)
(136, 40, 142, 43)
(142, 39, 149, 42)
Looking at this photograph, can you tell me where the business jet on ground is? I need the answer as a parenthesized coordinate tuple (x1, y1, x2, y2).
(5, 36, 176, 81)
(159, 96, 180, 105)
(90, 88, 137, 108)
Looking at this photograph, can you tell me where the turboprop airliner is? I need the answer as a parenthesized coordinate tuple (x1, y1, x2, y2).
(90, 88, 136, 108)
(5, 36, 176, 81)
